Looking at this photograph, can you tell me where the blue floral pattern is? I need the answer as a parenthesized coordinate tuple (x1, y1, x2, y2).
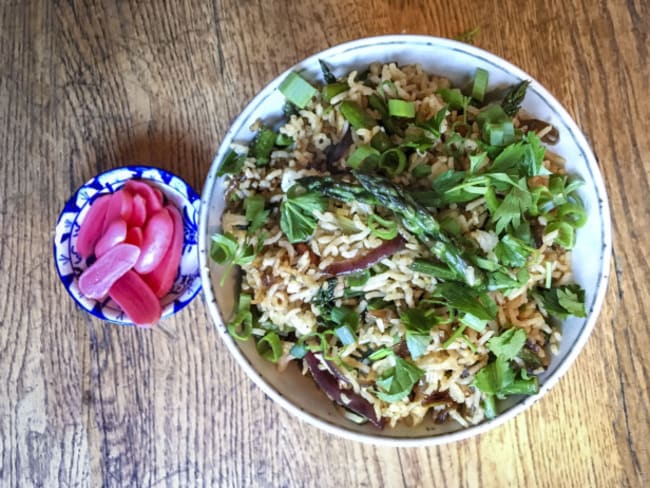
(54, 165, 202, 326)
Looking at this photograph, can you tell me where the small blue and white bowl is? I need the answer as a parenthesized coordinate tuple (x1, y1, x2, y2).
(54, 165, 202, 325)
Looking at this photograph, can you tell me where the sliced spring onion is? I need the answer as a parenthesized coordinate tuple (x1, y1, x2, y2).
(459, 312, 488, 332)
(322, 82, 349, 103)
(557, 202, 588, 228)
(545, 262, 553, 289)
(339, 101, 377, 129)
(346, 269, 371, 288)
(378, 148, 407, 176)
(227, 294, 253, 341)
(379, 80, 398, 98)
(252, 128, 277, 166)
(483, 395, 497, 419)
(442, 324, 466, 349)
(368, 347, 394, 361)
(461, 335, 477, 353)
(334, 324, 357, 346)
(436, 88, 467, 110)
(371, 131, 394, 152)
(471, 67, 489, 102)
(388, 99, 415, 118)
(368, 213, 398, 240)
(289, 343, 307, 359)
(278, 72, 317, 109)
(256, 331, 282, 362)
(346, 145, 380, 169)
(411, 164, 431, 178)
(546, 221, 575, 249)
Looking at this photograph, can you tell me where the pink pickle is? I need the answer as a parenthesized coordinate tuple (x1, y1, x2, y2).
(129, 194, 147, 227)
(143, 204, 184, 297)
(124, 180, 162, 215)
(95, 219, 127, 257)
(78, 243, 140, 300)
(109, 270, 162, 327)
(124, 226, 143, 247)
(134, 208, 173, 274)
(76, 194, 111, 258)
(103, 189, 133, 233)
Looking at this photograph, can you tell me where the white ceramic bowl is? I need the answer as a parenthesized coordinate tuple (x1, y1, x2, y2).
(199, 35, 611, 446)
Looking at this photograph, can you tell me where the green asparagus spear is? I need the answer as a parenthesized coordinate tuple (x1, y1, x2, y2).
(297, 174, 482, 286)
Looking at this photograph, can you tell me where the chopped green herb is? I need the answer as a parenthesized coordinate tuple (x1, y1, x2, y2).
(280, 185, 328, 243)
(375, 357, 424, 402)
(251, 127, 277, 166)
(334, 324, 357, 346)
(217, 149, 245, 177)
(322, 82, 349, 103)
(244, 195, 269, 235)
(346, 145, 380, 169)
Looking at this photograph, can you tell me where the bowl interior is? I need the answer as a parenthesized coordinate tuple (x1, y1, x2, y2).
(54, 165, 202, 325)
(199, 36, 611, 445)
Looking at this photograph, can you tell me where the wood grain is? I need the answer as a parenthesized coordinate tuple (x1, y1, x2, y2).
(0, 0, 648, 486)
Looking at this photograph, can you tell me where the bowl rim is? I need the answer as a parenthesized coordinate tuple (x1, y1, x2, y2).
(198, 34, 612, 446)
(54, 164, 203, 326)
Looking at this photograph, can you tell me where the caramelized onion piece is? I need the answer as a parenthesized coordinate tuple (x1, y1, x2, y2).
(323, 235, 405, 276)
(304, 352, 385, 429)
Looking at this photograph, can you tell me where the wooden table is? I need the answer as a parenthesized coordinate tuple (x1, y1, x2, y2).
(1, 1, 647, 486)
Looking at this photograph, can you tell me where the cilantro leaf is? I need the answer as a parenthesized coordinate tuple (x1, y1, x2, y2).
(469, 152, 488, 174)
(487, 327, 527, 361)
(433, 281, 498, 321)
(280, 185, 328, 243)
(494, 234, 534, 268)
(376, 357, 424, 403)
(491, 180, 532, 235)
(473, 356, 514, 396)
(217, 149, 245, 177)
(401, 309, 436, 359)
(489, 132, 549, 178)
(535, 284, 586, 319)
(557, 285, 587, 317)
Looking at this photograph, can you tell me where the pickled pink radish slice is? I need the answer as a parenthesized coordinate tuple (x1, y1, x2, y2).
(153, 188, 164, 206)
(124, 180, 162, 215)
(95, 219, 127, 257)
(129, 194, 147, 227)
(134, 208, 173, 274)
(109, 270, 162, 326)
(76, 194, 111, 258)
(124, 226, 143, 247)
(102, 189, 133, 233)
(78, 244, 140, 300)
(143, 204, 184, 297)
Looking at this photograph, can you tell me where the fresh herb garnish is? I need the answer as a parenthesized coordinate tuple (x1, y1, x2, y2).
(535, 284, 587, 319)
(227, 294, 254, 341)
(280, 184, 327, 243)
(474, 327, 539, 418)
(375, 356, 424, 403)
